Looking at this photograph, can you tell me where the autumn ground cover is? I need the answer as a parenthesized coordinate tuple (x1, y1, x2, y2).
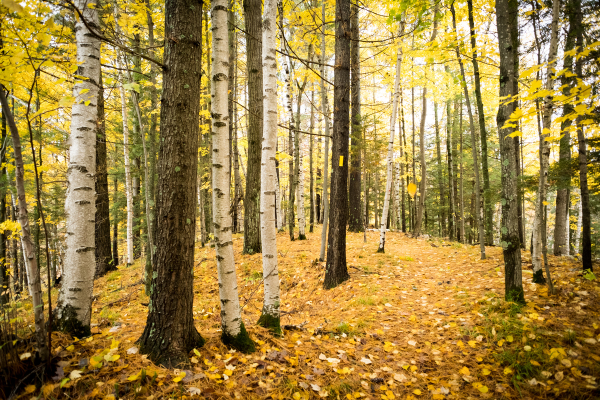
(8, 228, 600, 399)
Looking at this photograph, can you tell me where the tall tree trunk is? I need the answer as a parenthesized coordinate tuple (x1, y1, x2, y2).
(348, 3, 362, 232)
(0, 89, 49, 360)
(243, 0, 263, 254)
(295, 66, 309, 240)
(115, 48, 134, 266)
(554, 0, 579, 256)
(378, 18, 404, 252)
(466, 0, 492, 245)
(282, 11, 296, 242)
(309, 88, 315, 233)
(209, 0, 255, 351)
(434, 102, 446, 237)
(531, 0, 559, 282)
(323, 0, 351, 289)
(319, 0, 331, 262)
(445, 94, 456, 240)
(451, 5, 486, 258)
(258, 0, 282, 334)
(145, 0, 158, 243)
(458, 97, 465, 243)
(138, 0, 206, 366)
(94, 69, 115, 277)
(400, 88, 407, 233)
(496, 0, 524, 303)
(112, 177, 119, 267)
(574, 21, 592, 271)
(55, 0, 100, 337)
(0, 106, 7, 304)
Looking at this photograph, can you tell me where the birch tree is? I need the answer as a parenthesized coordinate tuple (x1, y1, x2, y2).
(54, 0, 100, 336)
(0, 89, 48, 360)
(378, 19, 404, 253)
(257, 0, 281, 334)
(297, 134, 306, 239)
(211, 0, 255, 351)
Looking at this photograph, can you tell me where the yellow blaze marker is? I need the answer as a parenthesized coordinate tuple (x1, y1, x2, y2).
(339, 156, 344, 166)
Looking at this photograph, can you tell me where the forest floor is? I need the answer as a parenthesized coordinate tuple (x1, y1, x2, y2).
(9, 227, 600, 399)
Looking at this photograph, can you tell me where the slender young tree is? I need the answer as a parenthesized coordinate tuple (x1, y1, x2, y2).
(257, 0, 281, 334)
(434, 102, 446, 236)
(496, 0, 524, 302)
(55, 0, 100, 336)
(115, 45, 134, 266)
(574, 13, 592, 272)
(378, 19, 404, 253)
(309, 87, 315, 233)
(466, 0, 492, 244)
(324, 0, 350, 289)
(139, 0, 206, 366)
(532, 0, 560, 282)
(0, 88, 48, 360)
(243, 0, 263, 254)
(554, 0, 579, 256)
(451, 4, 485, 259)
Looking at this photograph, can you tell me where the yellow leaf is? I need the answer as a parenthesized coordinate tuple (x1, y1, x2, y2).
(25, 385, 36, 393)
(482, 368, 491, 375)
(468, 340, 477, 348)
(223, 369, 233, 376)
(504, 367, 513, 375)
(293, 393, 301, 400)
(66, 345, 75, 351)
(497, 339, 505, 347)
(407, 183, 417, 198)
(409, 315, 417, 322)
(413, 389, 422, 395)
(459, 366, 470, 375)
(506, 335, 514, 343)
(531, 360, 540, 366)
(478, 385, 489, 393)
(193, 348, 201, 357)
(173, 371, 185, 383)
(386, 391, 396, 399)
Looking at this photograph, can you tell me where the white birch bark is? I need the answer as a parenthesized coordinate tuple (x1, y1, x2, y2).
(394, 162, 401, 229)
(532, 0, 560, 279)
(297, 133, 306, 238)
(211, 0, 245, 338)
(276, 169, 283, 230)
(55, 0, 100, 332)
(318, 0, 331, 261)
(0, 93, 48, 360)
(258, 0, 281, 325)
(378, 21, 404, 252)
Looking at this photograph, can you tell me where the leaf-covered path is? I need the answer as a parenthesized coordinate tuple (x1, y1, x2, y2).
(18, 228, 600, 399)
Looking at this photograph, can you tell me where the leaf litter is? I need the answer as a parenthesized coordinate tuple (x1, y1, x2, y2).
(10, 228, 600, 399)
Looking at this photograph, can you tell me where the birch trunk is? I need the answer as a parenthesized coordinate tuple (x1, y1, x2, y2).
(532, 0, 559, 283)
(257, 0, 281, 333)
(55, 0, 100, 336)
(394, 162, 401, 229)
(211, 0, 255, 351)
(297, 136, 306, 239)
(0, 90, 48, 360)
(378, 20, 404, 253)
(575, 190, 582, 254)
(319, 0, 331, 262)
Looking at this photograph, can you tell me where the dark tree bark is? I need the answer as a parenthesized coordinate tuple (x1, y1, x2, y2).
(242, 0, 262, 254)
(400, 88, 407, 233)
(0, 109, 6, 305)
(95, 71, 115, 277)
(466, 0, 492, 245)
(554, 0, 579, 256)
(309, 89, 315, 233)
(573, 6, 591, 271)
(139, 0, 205, 367)
(348, 3, 362, 232)
(496, 0, 524, 303)
(112, 177, 119, 267)
(324, 0, 350, 289)
(434, 102, 445, 237)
